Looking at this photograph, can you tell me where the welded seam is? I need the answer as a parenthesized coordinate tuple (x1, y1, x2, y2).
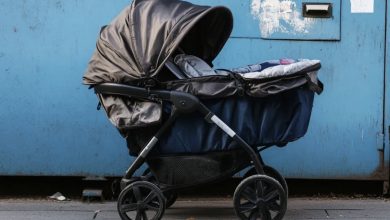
(384, 0, 388, 145)
(385, 0, 390, 184)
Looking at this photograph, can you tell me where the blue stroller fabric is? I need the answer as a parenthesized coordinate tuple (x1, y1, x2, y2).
(149, 86, 314, 155)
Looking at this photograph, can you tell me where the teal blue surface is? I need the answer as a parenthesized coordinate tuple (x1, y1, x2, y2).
(0, 0, 132, 176)
(386, 0, 390, 182)
(191, 0, 340, 40)
(0, 0, 388, 179)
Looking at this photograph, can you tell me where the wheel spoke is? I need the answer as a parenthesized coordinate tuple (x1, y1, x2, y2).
(142, 211, 148, 220)
(267, 202, 281, 212)
(264, 189, 279, 203)
(135, 211, 142, 220)
(241, 187, 257, 203)
(133, 186, 143, 201)
(261, 208, 272, 220)
(249, 210, 259, 220)
(239, 202, 257, 214)
(143, 191, 157, 204)
(120, 204, 138, 213)
(145, 202, 160, 211)
(255, 180, 264, 197)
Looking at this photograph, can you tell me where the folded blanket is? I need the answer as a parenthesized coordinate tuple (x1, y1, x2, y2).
(174, 54, 320, 79)
(237, 59, 320, 79)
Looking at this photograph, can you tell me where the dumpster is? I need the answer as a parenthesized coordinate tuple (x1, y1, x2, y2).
(0, 0, 388, 185)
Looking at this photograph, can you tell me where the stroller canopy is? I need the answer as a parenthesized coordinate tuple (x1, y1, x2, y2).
(83, 0, 233, 85)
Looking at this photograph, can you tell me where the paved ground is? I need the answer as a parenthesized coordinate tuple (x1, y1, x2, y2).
(0, 197, 389, 220)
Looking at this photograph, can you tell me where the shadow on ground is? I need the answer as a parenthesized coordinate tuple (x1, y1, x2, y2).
(0, 176, 385, 200)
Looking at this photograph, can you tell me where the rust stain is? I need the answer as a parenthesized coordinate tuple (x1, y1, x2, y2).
(370, 165, 388, 180)
(368, 150, 388, 180)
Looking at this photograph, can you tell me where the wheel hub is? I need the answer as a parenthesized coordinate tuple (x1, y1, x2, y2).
(137, 203, 146, 211)
(256, 199, 267, 209)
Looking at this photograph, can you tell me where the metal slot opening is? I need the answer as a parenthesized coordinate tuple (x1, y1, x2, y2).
(303, 3, 332, 18)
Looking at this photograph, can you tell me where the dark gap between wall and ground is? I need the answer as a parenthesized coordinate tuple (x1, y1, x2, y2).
(0, 176, 386, 200)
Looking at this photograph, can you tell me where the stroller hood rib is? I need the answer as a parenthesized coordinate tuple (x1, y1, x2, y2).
(83, 0, 233, 85)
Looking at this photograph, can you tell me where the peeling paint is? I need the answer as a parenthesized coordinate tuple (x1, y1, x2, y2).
(251, 0, 314, 37)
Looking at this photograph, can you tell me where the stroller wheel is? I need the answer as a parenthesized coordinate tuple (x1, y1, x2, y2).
(164, 191, 178, 208)
(244, 166, 288, 198)
(234, 175, 287, 220)
(117, 181, 165, 220)
(143, 168, 178, 208)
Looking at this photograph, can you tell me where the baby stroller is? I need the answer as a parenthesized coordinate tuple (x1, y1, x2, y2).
(83, 0, 323, 219)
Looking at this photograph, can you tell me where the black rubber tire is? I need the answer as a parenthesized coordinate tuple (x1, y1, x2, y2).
(117, 181, 165, 220)
(233, 175, 287, 220)
(142, 168, 178, 208)
(244, 166, 288, 198)
(164, 191, 178, 208)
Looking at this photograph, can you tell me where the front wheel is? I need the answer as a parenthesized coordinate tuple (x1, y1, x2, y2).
(244, 166, 288, 198)
(234, 175, 287, 220)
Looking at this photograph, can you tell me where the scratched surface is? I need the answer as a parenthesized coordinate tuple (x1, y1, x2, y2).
(191, 0, 340, 40)
(0, 0, 388, 178)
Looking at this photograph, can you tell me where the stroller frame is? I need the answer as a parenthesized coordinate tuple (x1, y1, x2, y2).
(94, 83, 288, 220)
(83, 1, 321, 218)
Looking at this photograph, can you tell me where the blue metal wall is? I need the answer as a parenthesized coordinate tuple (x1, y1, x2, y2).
(0, 0, 388, 180)
(194, 0, 388, 180)
(0, 0, 131, 176)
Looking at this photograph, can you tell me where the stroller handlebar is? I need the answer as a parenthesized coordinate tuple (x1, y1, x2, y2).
(94, 83, 171, 100)
(93, 83, 205, 114)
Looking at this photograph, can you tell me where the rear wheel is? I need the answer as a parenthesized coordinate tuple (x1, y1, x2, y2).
(117, 181, 165, 220)
(234, 175, 287, 220)
(244, 166, 288, 198)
